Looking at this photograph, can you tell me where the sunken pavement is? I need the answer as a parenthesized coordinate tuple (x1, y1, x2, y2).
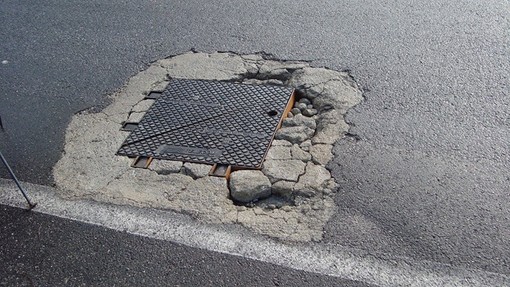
(53, 52, 362, 242)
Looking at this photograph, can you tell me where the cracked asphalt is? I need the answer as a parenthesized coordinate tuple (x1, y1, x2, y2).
(1, 0, 509, 283)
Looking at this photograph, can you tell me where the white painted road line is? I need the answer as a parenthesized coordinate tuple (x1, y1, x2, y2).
(1, 179, 508, 287)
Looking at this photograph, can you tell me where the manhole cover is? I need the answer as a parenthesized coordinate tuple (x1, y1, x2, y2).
(117, 79, 295, 169)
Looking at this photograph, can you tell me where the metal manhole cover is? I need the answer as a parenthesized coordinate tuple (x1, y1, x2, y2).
(117, 79, 295, 168)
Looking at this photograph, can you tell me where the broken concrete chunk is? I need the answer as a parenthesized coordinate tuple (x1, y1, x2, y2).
(262, 159, 306, 183)
(309, 144, 334, 165)
(244, 62, 259, 76)
(282, 114, 317, 130)
(317, 109, 343, 124)
(271, 68, 291, 79)
(294, 162, 331, 197)
(149, 160, 183, 175)
(302, 108, 318, 117)
(311, 80, 363, 112)
(312, 121, 349, 144)
(271, 180, 295, 197)
(275, 126, 315, 144)
(266, 145, 292, 160)
(182, 162, 211, 179)
(229, 170, 272, 203)
(291, 144, 312, 162)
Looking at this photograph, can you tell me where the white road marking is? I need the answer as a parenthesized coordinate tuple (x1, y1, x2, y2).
(0, 179, 508, 287)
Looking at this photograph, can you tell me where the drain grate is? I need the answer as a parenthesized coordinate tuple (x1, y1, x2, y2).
(117, 79, 295, 169)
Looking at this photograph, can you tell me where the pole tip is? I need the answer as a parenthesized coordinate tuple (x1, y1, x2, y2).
(27, 202, 37, 211)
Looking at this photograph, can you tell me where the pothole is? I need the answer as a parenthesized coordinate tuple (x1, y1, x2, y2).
(53, 51, 363, 242)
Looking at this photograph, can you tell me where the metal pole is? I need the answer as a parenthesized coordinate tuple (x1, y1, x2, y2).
(0, 151, 36, 210)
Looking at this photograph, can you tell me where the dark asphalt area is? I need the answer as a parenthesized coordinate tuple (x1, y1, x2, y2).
(0, 205, 373, 287)
(1, 0, 509, 279)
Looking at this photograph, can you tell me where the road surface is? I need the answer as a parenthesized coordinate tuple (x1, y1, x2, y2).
(1, 0, 509, 283)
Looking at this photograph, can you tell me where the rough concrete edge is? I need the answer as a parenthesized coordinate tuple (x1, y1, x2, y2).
(0, 179, 508, 287)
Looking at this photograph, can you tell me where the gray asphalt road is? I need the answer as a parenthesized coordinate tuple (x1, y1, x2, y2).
(1, 0, 509, 279)
(0, 205, 372, 287)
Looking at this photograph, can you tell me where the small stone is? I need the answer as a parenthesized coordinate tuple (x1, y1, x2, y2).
(182, 163, 211, 179)
(302, 108, 318, 117)
(286, 112, 294, 118)
(307, 104, 314, 109)
(271, 181, 296, 197)
(229, 170, 272, 203)
(282, 114, 316, 130)
(268, 204, 277, 210)
(237, 205, 248, 211)
(149, 160, 183, 175)
(291, 108, 301, 116)
(298, 98, 311, 105)
(262, 159, 306, 182)
(275, 126, 315, 144)
(266, 145, 292, 160)
(291, 144, 312, 162)
(296, 102, 308, 110)
(309, 144, 334, 165)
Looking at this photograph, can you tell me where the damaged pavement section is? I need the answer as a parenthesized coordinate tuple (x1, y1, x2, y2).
(53, 52, 362, 242)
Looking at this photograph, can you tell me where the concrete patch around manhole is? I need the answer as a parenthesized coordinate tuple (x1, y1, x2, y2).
(53, 51, 362, 242)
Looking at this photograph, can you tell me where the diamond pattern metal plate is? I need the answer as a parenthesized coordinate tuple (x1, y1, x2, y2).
(117, 79, 294, 168)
